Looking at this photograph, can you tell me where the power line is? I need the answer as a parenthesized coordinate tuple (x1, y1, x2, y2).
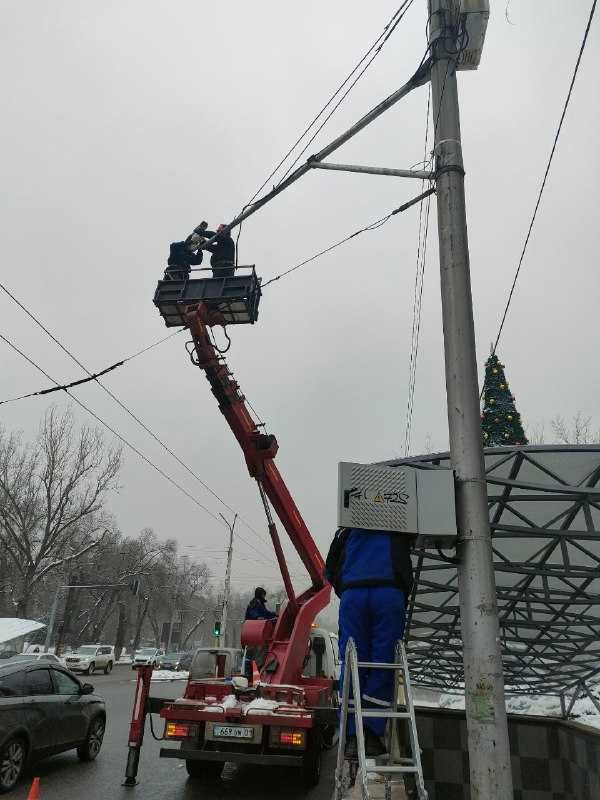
(404, 87, 433, 456)
(491, 0, 597, 355)
(235, 1, 417, 262)
(0, 331, 276, 568)
(0, 281, 185, 405)
(262, 188, 435, 289)
(243, 0, 417, 210)
(204, 54, 432, 260)
(401, 11, 470, 453)
(273, 0, 418, 189)
(0, 281, 273, 556)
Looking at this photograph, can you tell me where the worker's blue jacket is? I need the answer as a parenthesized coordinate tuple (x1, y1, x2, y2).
(244, 598, 277, 621)
(325, 528, 413, 597)
(326, 528, 414, 737)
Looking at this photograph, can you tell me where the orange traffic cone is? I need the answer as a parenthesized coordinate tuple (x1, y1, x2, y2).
(252, 660, 260, 685)
(27, 778, 40, 800)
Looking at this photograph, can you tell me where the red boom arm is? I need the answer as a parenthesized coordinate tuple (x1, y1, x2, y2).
(185, 304, 331, 686)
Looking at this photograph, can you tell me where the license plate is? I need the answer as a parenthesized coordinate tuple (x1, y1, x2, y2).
(212, 725, 254, 739)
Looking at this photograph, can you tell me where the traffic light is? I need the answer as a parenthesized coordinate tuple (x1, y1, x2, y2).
(129, 577, 140, 596)
(213, 620, 221, 637)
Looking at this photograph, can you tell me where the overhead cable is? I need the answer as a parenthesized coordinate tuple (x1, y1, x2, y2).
(491, 0, 597, 356)
(0, 332, 275, 567)
(243, 0, 417, 209)
(403, 87, 432, 456)
(0, 280, 185, 405)
(273, 0, 418, 188)
(199, 57, 431, 253)
(0, 284, 274, 559)
(262, 188, 435, 288)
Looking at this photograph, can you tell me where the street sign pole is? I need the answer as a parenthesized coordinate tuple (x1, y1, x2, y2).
(219, 513, 237, 647)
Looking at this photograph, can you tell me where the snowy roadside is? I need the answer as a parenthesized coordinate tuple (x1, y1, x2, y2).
(150, 669, 190, 681)
(436, 690, 600, 731)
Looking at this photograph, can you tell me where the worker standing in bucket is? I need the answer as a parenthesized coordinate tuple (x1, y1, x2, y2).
(245, 587, 277, 622)
(165, 221, 208, 279)
(325, 527, 413, 757)
(243, 587, 277, 678)
(202, 224, 236, 278)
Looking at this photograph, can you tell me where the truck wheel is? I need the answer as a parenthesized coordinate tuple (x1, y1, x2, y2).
(185, 759, 223, 780)
(86, 662, 95, 675)
(301, 729, 322, 787)
(104, 661, 113, 675)
(321, 723, 339, 750)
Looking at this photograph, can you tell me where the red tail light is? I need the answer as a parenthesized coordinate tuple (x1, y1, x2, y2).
(165, 721, 197, 739)
(269, 727, 306, 748)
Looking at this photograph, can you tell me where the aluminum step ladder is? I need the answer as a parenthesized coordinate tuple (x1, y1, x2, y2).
(333, 638, 428, 800)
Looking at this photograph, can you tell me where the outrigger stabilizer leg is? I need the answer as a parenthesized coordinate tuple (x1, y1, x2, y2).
(123, 665, 153, 787)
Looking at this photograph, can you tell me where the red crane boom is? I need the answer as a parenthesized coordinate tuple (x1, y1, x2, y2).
(185, 303, 331, 686)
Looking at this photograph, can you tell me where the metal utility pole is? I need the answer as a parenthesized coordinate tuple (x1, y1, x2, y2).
(219, 513, 237, 647)
(428, 1, 512, 796)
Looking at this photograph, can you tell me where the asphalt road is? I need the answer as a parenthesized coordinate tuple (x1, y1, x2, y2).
(13, 665, 336, 800)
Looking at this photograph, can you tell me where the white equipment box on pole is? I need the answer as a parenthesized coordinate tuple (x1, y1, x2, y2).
(337, 462, 457, 548)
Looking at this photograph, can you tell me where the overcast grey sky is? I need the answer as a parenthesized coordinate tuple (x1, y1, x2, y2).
(1, 2, 598, 595)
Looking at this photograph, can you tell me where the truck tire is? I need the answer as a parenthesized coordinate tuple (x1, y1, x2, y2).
(104, 661, 113, 675)
(185, 759, 223, 780)
(86, 661, 95, 675)
(321, 723, 339, 750)
(301, 729, 322, 787)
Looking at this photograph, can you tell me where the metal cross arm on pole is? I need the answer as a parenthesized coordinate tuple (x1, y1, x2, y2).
(199, 58, 432, 247)
(309, 161, 434, 180)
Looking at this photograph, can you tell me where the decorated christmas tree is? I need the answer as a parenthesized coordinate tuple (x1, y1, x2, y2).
(481, 352, 528, 446)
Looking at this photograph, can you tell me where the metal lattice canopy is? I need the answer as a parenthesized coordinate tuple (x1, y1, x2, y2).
(385, 446, 600, 698)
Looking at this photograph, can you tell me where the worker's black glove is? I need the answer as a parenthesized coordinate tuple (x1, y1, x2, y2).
(193, 221, 208, 235)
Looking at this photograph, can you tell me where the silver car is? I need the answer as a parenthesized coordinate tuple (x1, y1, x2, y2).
(64, 646, 115, 675)
(131, 647, 164, 669)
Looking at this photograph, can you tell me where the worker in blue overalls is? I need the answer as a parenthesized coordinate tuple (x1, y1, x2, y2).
(325, 527, 413, 757)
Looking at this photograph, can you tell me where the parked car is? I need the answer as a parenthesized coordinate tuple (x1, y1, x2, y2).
(132, 647, 164, 669)
(63, 646, 114, 675)
(8, 654, 62, 666)
(156, 651, 193, 671)
(0, 661, 105, 793)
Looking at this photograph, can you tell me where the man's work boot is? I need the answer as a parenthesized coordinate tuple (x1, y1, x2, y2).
(364, 728, 386, 757)
(344, 734, 358, 759)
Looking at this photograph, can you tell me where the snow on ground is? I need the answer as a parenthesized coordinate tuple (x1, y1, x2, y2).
(150, 670, 189, 681)
(436, 691, 600, 731)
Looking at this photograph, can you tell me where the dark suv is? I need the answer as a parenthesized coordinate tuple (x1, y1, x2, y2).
(0, 661, 106, 793)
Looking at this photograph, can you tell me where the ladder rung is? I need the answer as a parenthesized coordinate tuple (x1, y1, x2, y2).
(356, 661, 404, 670)
(366, 765, 419, 774)
(360, 710, 411, 719)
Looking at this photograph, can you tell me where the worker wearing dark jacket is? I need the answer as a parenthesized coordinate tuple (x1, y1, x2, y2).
(165, 222, 208, 279)
(245, 587, 277, 621)
(325, 527, 413, 757)
(203, 224, 236, 278)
